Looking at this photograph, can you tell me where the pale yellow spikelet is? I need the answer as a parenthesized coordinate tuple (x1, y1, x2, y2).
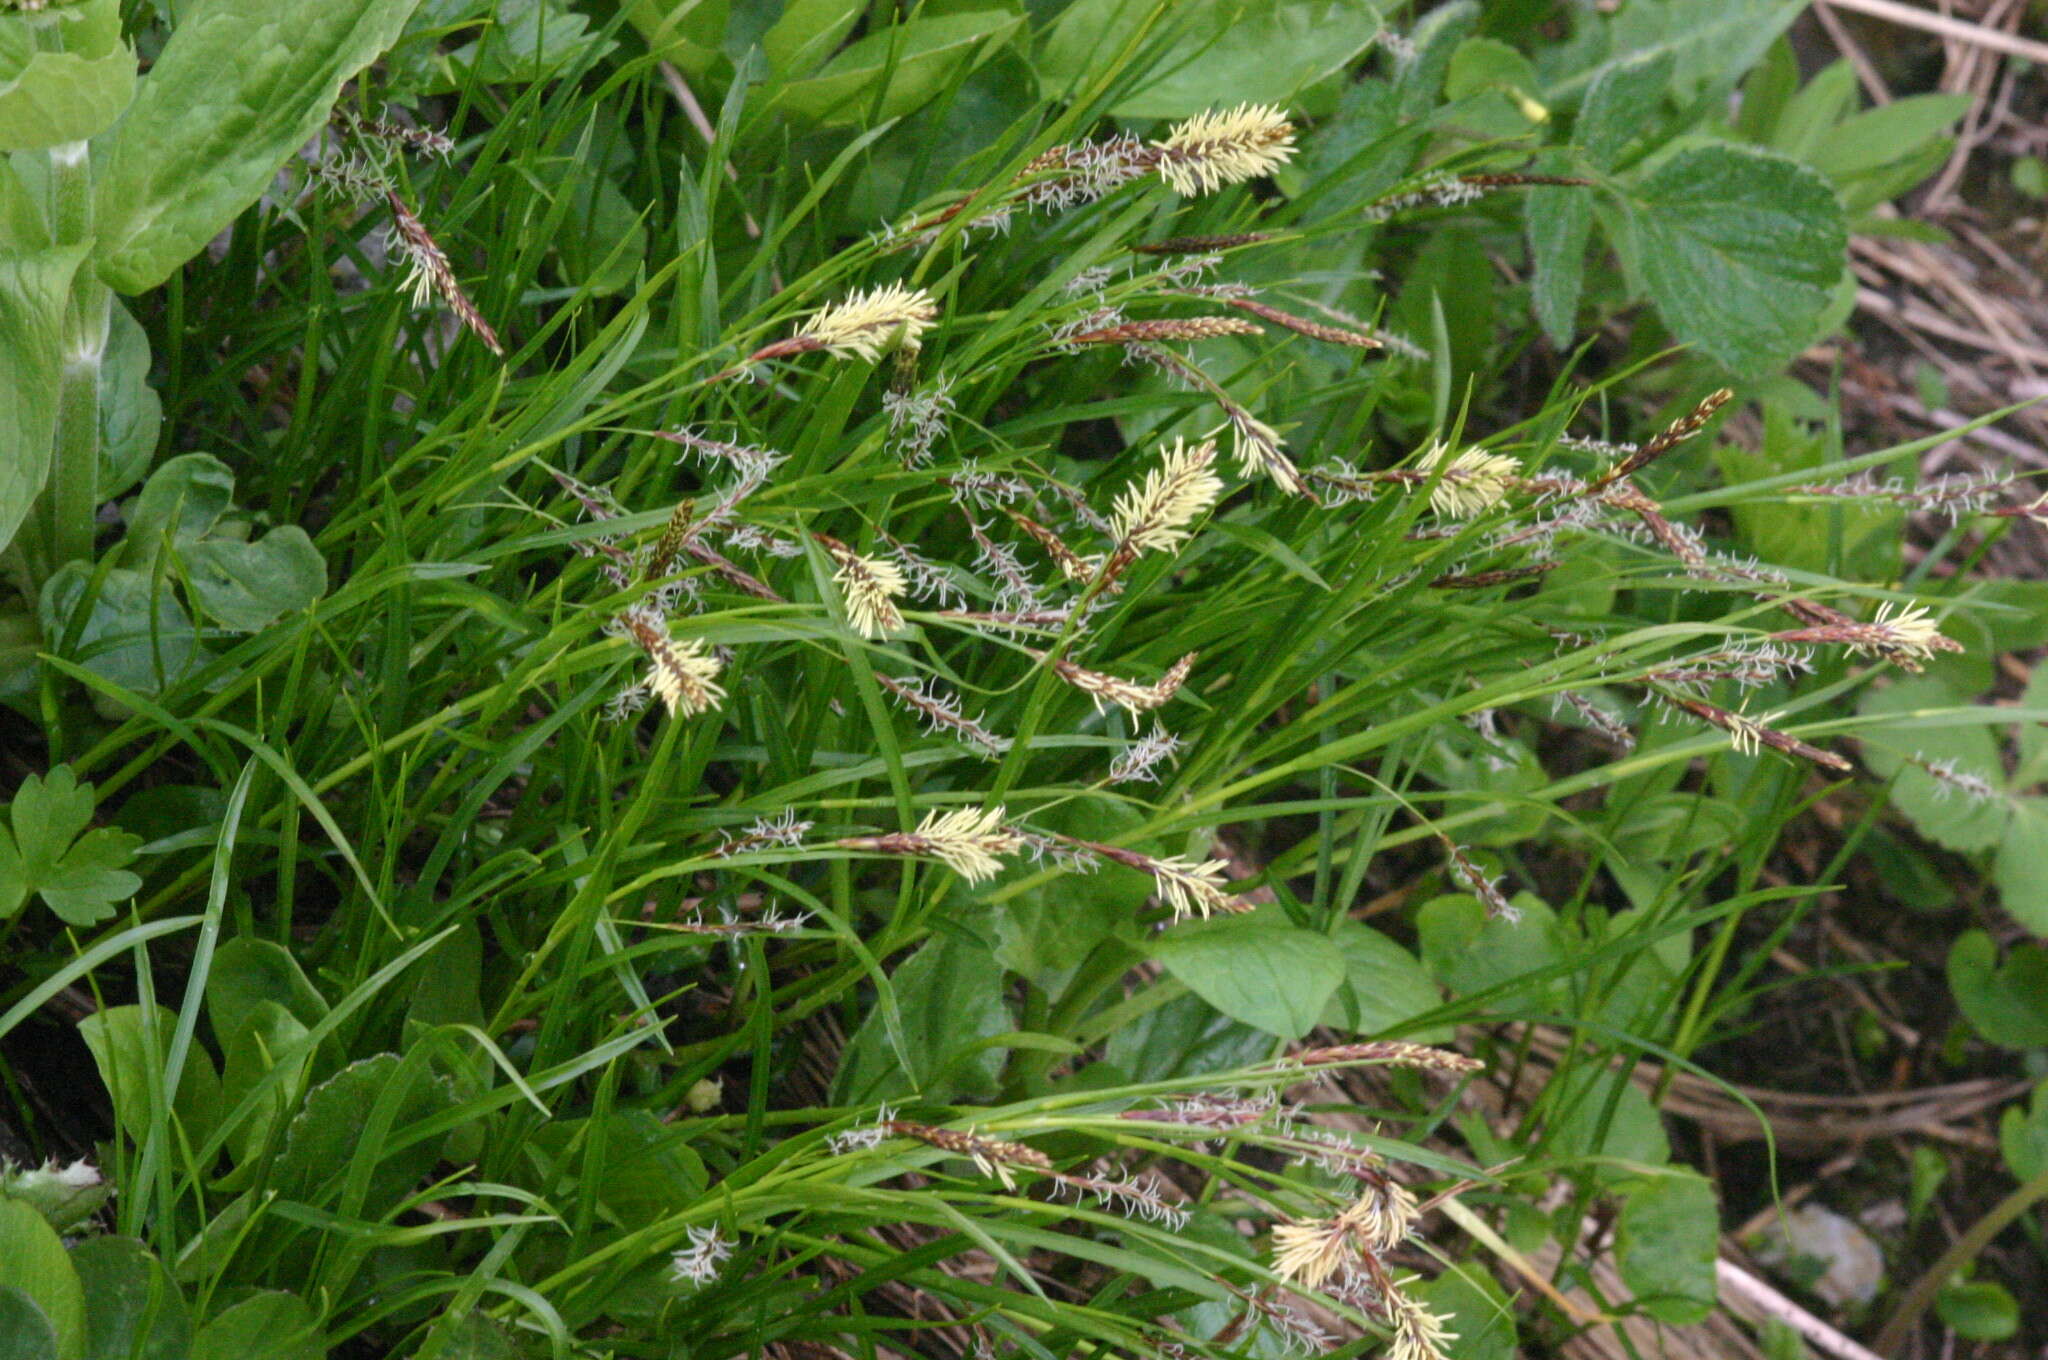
(797, 283, 938, 362)
(1149, 853, 1238, 920)
(830, 547, 909, 638)
(1228, 410, 1311, 497)
(1416, 442, 1520, 517)
(1271, 1215, 1354, 1289)
(1386, 1285, 1457, 1360)
(1154, 104, 1298, 196)
(622, 612, 726, 718)
(1870, 602, 1945, 663)
(1111, 438, 1224, 556)
(913, 805, 1022, 884)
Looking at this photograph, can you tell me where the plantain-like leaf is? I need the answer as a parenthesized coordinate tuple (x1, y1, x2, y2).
(0, 0, 135, 153)
(91, 0, 424, 294)
(0, 242, 87, 558)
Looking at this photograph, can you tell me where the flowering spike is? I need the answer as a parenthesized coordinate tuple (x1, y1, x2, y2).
(795, 283, 938, 362)
(1110, 437, 1224, 562)
(1154, 104, 1297, 196)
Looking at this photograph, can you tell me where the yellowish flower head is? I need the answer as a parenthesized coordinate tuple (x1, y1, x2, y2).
(1154, 104, 1298, 196)
(797, 283, 938, 362)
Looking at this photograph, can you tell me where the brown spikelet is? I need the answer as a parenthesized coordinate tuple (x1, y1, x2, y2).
(1275, 1042, 1485, 1074)
(1002, 509, 1099, 585)
(1429, 561, 1559, 589)
(383, 191, 503, 355)
(1061, 316, 1261, 347)
(1456, 171, 1596, 191)
(1599, 388, 1732, 483)
(645, 500, 696, 581)
(1666, 694, 1853, 771)
(1224, 297, 1383, 349)
(1132, 232, 1274, 255)
(882, 1122, 1051, 1188)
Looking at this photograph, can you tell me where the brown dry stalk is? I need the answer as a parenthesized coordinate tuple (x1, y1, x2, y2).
(1665, 694, 1854, 772)
(1132, 232, 1274, 254)
(1061, 316, 1262, 347)
(1223, 297, 1383, 348)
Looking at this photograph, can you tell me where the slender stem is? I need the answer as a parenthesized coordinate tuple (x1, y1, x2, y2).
(1871, 1160, 2048, 1355)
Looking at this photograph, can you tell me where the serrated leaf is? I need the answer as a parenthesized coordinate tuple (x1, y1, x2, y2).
(1616, 143, 1845, 373)
(0, 242, 88, 557)
(1575, 50, 1672, 167)
(0, 0, 135, 152)
(37, 826, 141, 926)
(1151, 920, 1344, 1039)
(92, 0, 425, 293)
(9, 767, 94, 873)
(1526, 184, 1591, 349)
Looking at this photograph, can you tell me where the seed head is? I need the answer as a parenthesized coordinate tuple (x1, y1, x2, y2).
(1111, 438, 1224, 557)
(1154, 104, 1298, 196)
(796, 283, 938, 362)
(1416, 443, 1520, 517)
(910, 805, 1023, 884)
(620, 610, 726, 718)
(827, 543, 909, 638)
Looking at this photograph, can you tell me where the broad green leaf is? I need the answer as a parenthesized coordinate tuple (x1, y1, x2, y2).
(38, 563, 204, 698)
(272, 1054, 454, 1212)
(1443, 36, 1545, 136)
(762, 0, 863, 76)
(0, 1201, 83, 1360)
(1613, 143, 1845, 373)
(1947, 931, 2048, 1049)
(440, 0, 611, 88)
(0, 1286, 58, 1360)
(837, 933, 1011, 1102)
(0, 767, 139, 927)
(527, 1111, 707, 1229)
(205, 936, 330, 1056)
(68, 1237, 189, 1360)
(1996, 799, 2048, 936)
(1526, 183, 1590, 349)
(188, 1292, 321, 1360)
(92, 0, 426, 293)
(1150, 920, 1343, 1039)
(96, 302, 159, 502)
(1320, 921, 1448, 1041)
(1548, 0, 1800, 104)
(1999, 1081, 2048, 1182)
(1615, 1173, 1719, 1324)
(1856, 679, 2007, 852)
(0, 0, 135, 152)
(78, 1004, 222, 1145)
(1805, 92, 1973, 183)
(1039, 0, 1383, 120)
(217, 1000, 312, 1167)
(1575, 49, 1673, 167)
(1546, 1065, 1669, 1186)
(1936, 1282, 2018, 1342)
(1418, 893, 1568, 1006)
(768, 11, 1022, 127)
(619, 0, 728, 77)
(2016, 664, 2048, 786)
(125, 454, 236, 559)
(0, 242, 87, 557)
(1100, 990, 1269, 1080)
(180, 528, 327, 632)
(992, 800, 1149, 990)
